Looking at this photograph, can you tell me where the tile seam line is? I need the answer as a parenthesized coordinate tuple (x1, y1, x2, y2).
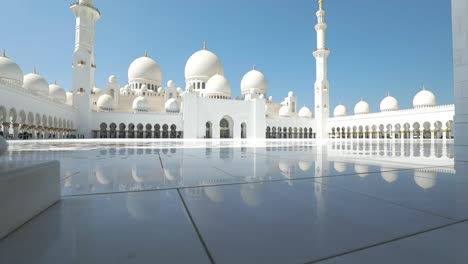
(176, 188, 216, 264)
(304, 218, 468, 264)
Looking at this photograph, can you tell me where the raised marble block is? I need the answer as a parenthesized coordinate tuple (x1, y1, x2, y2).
(0, 161, 60, 239)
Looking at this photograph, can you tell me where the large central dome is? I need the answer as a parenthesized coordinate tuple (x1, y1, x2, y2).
(185, 47, 224, 81)
(128, 55, 162, 84)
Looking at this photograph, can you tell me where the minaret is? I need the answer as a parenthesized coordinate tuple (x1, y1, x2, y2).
(313, 0, 330, 140)
(70, 0, 100, 138)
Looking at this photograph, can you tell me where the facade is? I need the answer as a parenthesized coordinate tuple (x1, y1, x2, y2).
(0, 0, 455, 140)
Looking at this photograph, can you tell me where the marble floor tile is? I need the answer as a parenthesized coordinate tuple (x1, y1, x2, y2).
(180, 179, 452, 264)
(0, 190, 211, 264)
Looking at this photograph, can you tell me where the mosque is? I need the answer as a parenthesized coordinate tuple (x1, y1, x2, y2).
(0, 0, 455, 140)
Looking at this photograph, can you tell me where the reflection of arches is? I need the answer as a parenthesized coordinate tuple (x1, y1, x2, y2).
(220, 116, 233, 139)
(241, 122, 247, 139)
(206, 122, 212, 138)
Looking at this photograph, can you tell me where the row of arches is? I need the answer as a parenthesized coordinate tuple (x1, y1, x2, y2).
(265, 127, 315, 139)
(204, 117, 247, 139)
(0, 105, 75, 139)
(95, 123, 182, 139)
(330, 121, 454, 139)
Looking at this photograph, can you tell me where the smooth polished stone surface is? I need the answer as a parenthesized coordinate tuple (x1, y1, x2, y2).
(0, 161, 60, 239)
(315, 167, 468, 220)
(317, 221, 468, 264)
(0, 190, 211, 264)
(180, 179, 452, 264)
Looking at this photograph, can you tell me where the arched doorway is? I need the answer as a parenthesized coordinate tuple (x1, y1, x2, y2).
(220, 117, 233, 139)
(206, 122, 212, 138)
(241, 123, 247, 139)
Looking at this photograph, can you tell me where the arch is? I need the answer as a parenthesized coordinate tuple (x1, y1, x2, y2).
(220, 116, 233, 139)
(0, 106, 6, 123)
(100, 122, 108, 138)
(423, 122, 431, 139)
(170, 124, 177, 138)
(145, 123, 152, 138)
(309, 128, 314, 138)
(35, 113, 41, 126)
(365, 125, 370, 139)
(18, 110, 26, 125)
(413, 122, 421, 139)
(403, 123, 411, 139)
(9, 108, 17, 123)
(394, 123, 401, 139)
(352, 126, 357, 139)
(119, 123, 126, 138)
(206, 122, 212, 139)
(137, 123, 144, 138)
(434, 121, 443, 139)
(162, 124, 169, 138)
(379, 124, 385, 139)
(358, 125, 364, 139)
(446, 120, 454, 139)
(266, 126, 271, 139)
(109, 123, 117, 138)
(293, 127, 298, 138)
(27, 112, 34, 125)
(154, 124, 161, 138)
(241, 122, 247, 139)
(386, 124, 393, 139)
(128, 123, 135, 138)
(283, 127, 287, 138)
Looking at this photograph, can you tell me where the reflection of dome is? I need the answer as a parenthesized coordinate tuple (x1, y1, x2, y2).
(97, 94, 114, 110)
(0, 51, 24, 85)
(354, 100, 370, 115)
(24, 72, 49, 96)
(381, 168, 398, 183)
(96, 166, 111, 185)
(126, 193, 158, 222)
(333, 162, 347, 173)
(49, 82, 67, 103)
(131, 167, 144, 183)
(298, 161, 313, 172)
(240, 68, 267, 96)
(279, 105, 292, 117)
(164, 167, 180, 181)
(204, 186, 224, 203)
(413, 87, 436, 108)
(298, 106, 313, 118)
(185, 48, 223, 80)
(240, 183, 263, 207)
(205, 74, 231, 98)
(128, 55, 162, 84)
(414, 170, 436, 189)
(354, 164, 369, 177)
(165, 98, 179, 113)
(333, 104, 347, 117)
(380, 95, 399, 112)
(132, 96, 149, 112)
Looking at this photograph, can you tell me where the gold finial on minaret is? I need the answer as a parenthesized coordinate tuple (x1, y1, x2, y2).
(33, 66, 37, 74)
(253, 64, 256, 70)
(144, 49, 148, 57)
(319, 0, 323, 10)
(202, 40, 207, 50)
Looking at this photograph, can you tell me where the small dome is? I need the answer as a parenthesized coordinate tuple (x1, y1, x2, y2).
(333, 104, 347, 117)
(24, 71, 49, 96)
(167, 80, 175, 88)
(132, 96, 149, 111)
(165, 98, 180, 113)
(380, 95, 399, 112)
(97, 94, 114, 110)
(298, 106, 313, 118)
(240, 68, 267, 96)
(141, 84, 148, 92)
(354, 99, 370, 115)
(413, 87, 436, 108)
(124, 84, 131, 92)
(185, 48, 224, 81)
(108, 75, 118, 83)
(49, 82, 67, 103)
(0, 51, 24, 85)
(205, 74, 231, 98)
(157, 87, 164, 94)
(279, 105, 292, 117)
(259, 94, 265, 99)
(288, 91, 294, 97)
(268, 96, 273, 101)
(92, 86, 102, 95)
(177, 87, 183, 94)
(128, 55, 162, 84)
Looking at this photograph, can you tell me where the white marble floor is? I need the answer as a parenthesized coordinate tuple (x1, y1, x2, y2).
(0, 139, 465, 263)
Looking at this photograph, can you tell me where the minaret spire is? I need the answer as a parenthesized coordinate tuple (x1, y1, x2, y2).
(203, 40, 207, 50)
(1, 48, 6, 57)
(313, 0, 330, 140)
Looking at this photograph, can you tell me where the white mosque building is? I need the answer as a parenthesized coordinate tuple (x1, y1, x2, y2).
(0, 0, 455, 140)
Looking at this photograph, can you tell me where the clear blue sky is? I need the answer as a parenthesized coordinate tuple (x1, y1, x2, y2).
(0, 0, 453, 110)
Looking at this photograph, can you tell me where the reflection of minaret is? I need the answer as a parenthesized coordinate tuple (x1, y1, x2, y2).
(313, 0, 330, 140)
(315, 144, 329, 222)
(70, 0, 100, 138)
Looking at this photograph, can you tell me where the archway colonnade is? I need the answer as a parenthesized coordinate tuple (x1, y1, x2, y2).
(0, 105, 76, 140)
(94, 122, 182, 139)
(265, 126, 315, 139)
(330, 120, 454, 140)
